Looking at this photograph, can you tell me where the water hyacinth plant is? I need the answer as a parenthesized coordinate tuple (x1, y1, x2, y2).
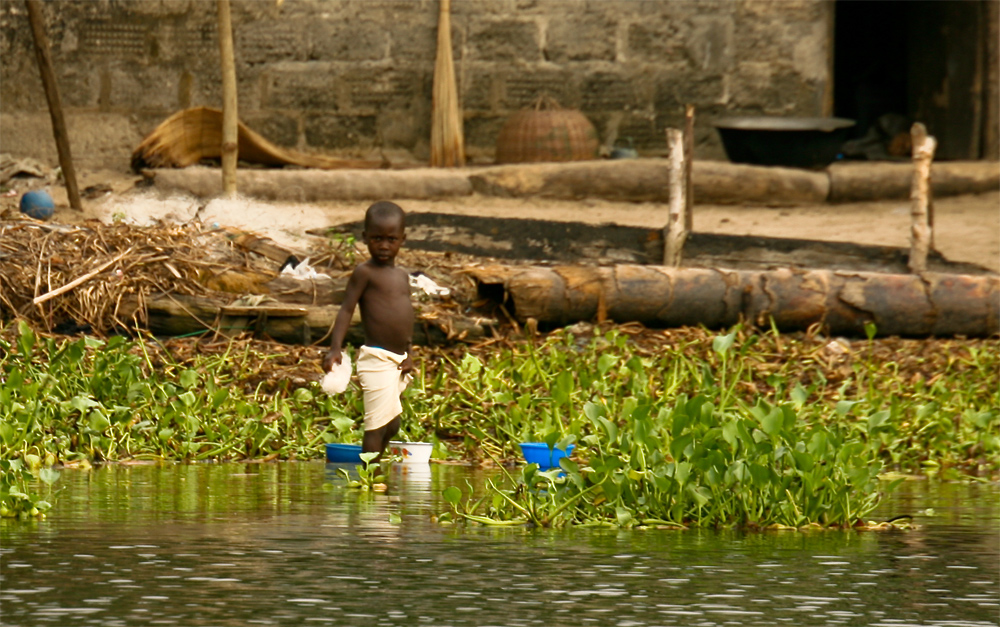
(0, 321, 356, 516)
(441, 391, 894, 528)
(418, 325, 998, 479)
(1, 319, 996, 522)
(438, 330, 898, 528)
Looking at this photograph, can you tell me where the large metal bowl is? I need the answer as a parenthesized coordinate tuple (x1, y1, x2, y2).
(713, 117, 856, 169)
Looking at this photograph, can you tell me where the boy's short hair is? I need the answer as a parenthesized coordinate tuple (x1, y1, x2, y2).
(365, 201, 405, 230)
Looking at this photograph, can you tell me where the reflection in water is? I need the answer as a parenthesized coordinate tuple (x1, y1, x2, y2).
(1, 463, 997, 626)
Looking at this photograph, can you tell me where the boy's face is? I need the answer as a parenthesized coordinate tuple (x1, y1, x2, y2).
(362, 216, 405, 265)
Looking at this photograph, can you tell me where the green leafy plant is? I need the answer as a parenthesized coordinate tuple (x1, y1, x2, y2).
(336, 452, 391, 491)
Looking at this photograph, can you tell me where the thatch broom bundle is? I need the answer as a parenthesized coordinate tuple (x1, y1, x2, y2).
(430, 0, 465, 167)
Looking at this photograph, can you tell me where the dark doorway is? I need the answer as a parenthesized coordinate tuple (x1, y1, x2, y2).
(834, 0, 987, 160)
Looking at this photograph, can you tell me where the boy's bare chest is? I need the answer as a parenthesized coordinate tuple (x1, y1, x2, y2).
(364, 267, 410, 299)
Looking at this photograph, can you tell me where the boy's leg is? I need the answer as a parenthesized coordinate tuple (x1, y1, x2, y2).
(362, 415, 401, 461)
(380, 415, 401, 452)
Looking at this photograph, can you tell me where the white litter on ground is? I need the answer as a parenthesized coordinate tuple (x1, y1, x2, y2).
(409, 271, 450, 298)
(280, 257, 322, 279)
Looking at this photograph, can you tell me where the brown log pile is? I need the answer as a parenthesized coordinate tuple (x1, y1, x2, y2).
(468, 264, 1000, 338)
(118, 293, 487, 345)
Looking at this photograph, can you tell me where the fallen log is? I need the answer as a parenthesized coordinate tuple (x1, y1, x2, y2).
(119, 293, 488, 345)
(467, 265, 999, 338)
(468, 159, 830, 205)
(828, 160, 1000, 202)
(151, 165, 473, 201)
(693, 160, 830, 206)
(325, 213, 993, 275)
(149, 159, 998, 204)
(264, 274, 346, 306)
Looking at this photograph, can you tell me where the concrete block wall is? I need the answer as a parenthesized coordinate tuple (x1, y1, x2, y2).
(0, 0, 831, 170)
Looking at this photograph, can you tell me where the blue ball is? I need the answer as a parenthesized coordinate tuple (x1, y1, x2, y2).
(20, 190, 55, 221)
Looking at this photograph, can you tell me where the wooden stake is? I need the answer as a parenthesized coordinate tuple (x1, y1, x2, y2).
(683, 104, 695, 232)
(217, 0, 238, 196)
(663, 128, 688, 267)
(908, 122, 936, 273)
(25, 0, 81, 211)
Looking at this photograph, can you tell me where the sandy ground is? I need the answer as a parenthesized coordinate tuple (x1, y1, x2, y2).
(14, 167, 1000, 273)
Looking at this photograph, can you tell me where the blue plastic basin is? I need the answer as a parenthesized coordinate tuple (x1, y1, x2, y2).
(519, 442, 575, 469)
(325, 443, 362, 463)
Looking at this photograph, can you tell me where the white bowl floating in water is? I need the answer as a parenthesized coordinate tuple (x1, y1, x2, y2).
(388, 441, 432, 465)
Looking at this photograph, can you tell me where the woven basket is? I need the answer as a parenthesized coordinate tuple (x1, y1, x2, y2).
(495, 98, 599, 164)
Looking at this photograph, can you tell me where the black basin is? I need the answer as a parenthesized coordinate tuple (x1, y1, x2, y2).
(714, 117, 856, 169)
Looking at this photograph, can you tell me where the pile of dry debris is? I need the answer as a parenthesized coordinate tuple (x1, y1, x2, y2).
(0, 216, 493, 345)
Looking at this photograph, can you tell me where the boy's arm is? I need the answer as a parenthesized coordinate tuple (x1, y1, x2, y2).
(323, 265, 368, 372)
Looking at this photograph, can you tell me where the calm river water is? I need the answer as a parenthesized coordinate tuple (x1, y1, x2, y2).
(1, 462, 997, 627)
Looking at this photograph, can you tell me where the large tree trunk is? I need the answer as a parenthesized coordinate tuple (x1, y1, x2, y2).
(468, 265, 999, 338)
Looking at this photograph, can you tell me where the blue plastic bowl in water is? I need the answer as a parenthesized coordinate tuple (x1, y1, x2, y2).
(519, 442, 575, 469)
(325, 443, 362, 463)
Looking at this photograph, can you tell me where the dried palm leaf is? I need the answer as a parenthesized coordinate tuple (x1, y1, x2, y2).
(131, 107, 385, 172)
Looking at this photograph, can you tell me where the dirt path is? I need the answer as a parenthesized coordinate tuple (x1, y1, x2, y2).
(21, 168, 1000, 273)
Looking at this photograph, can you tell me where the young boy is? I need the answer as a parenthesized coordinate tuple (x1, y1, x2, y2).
(323, 201, 415, 461)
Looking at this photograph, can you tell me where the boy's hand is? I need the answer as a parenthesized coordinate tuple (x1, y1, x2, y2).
(399, 354, 415, 377)
(323, 348, 342, 373)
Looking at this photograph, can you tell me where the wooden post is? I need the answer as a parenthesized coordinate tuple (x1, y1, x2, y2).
(217, 0, 238, 196)
(25, 0, 82, 211)
(663, 128, 688, 267)
(908, 122, 936, 273)
(682, 104, 695, 232)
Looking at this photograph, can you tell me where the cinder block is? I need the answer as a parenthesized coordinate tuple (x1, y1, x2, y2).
(378, 107, 428, 150)
(57, 67, 101, 108)
(106, 66, 181, 111)
(615, 113, 663, 150)
(243, 112, 300, 148)
(544, 14, 616, 62)
(625, 21, 683, 62)
(729, 65, 819, 115)
(464, 115, 506, 156)
(77, 19, 150, 58)
(304, 113, 377, 149)
(339, 67, 424, 113)
(387, 17, 439, 61)
(264, 65, 341, 111)
(236, 19, 311, 65)
(500, 68, 578, 110)
(467, 18, 540, 61)
(684, 16, 734, 73)
(580, 71, 645, 112)
(654, 72, 725, 111)
(463, 72, 499, 112)
(311, 21, 389, 62)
